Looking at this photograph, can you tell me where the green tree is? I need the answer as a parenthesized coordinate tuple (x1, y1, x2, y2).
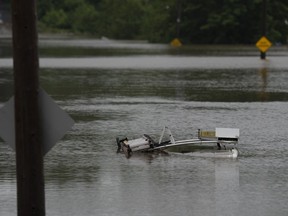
(140, 0, 175, 42)
(70, 3, 98, 33)
(38, 0, 98, 33)
(42, 9, 68, 29)
(178, 0, 288, 44)
(95, 0, 144, 39)
(35, 0, 288, 44)
(179, 0, 261, 44)
(268, 0, 288, 43)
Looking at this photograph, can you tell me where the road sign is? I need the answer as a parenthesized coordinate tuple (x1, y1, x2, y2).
(0, 89, 74, 155)
(170, 38, 182, 47)
(256, 36, 272, 53)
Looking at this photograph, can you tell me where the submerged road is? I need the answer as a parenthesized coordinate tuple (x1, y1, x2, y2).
(0, 56, 285, 69)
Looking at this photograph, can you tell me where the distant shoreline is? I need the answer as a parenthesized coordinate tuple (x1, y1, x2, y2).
(1, 27, 288, 54)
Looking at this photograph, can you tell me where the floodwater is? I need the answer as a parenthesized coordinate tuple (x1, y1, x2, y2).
(1, 38, 288, 216)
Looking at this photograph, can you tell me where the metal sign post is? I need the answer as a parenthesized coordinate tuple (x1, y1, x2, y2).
(12, 0, 45, 215)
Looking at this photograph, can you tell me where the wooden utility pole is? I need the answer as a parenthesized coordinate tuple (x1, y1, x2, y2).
(12, 0, 45, 215)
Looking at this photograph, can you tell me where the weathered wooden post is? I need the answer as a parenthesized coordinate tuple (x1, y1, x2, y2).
(11, 0, 45, 215)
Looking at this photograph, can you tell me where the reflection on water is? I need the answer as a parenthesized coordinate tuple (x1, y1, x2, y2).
(47, 68, 288, 102)
(259, 67, 268, 101)
(215, 160, 239, 215)
(1, 40, 288, 216)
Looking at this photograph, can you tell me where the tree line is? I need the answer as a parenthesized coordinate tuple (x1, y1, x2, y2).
(3, 0, 288, 44)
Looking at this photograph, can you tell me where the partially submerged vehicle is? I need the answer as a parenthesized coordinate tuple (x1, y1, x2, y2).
(116, 127, 240, 159)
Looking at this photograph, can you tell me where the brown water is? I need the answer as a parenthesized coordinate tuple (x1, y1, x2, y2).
(1, 39, 288, 216)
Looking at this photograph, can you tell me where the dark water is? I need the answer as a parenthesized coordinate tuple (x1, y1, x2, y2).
(1, 39, 288, 216)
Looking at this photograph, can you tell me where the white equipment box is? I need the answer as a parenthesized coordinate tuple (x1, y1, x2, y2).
(216, 128, 240, 139)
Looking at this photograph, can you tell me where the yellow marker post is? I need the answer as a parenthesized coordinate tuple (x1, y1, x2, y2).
(256, 36, 272, 59)
(170, 38, 182, 47)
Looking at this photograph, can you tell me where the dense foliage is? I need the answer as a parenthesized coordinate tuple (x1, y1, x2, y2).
(4, 0, 288, 44)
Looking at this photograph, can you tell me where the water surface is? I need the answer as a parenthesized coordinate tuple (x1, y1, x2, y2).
(1, 39, 288, 216)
